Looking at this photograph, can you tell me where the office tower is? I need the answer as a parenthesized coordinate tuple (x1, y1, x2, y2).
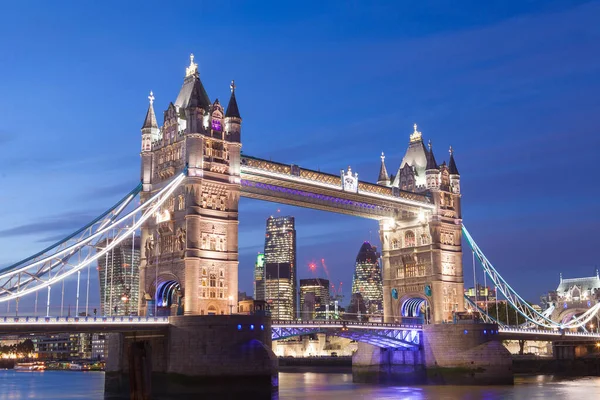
(351, 241, 383, 316)
(299, 278, 330, 320)
(263, 216, 297, 320)
(97, 236, 141, 316)
(254, 252, 265, 301)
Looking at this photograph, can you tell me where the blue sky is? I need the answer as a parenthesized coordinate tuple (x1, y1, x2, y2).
(0, 1, 599, 312)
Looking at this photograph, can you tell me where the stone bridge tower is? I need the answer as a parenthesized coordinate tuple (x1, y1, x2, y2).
(138, 55, 242, 316)
(378, 125, 463, 324)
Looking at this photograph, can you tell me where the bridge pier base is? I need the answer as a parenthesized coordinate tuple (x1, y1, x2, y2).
(352, 323, 513, 385)
(105, 315, 278, 399)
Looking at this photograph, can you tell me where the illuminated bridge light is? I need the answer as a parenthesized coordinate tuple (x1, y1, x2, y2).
(237, 324, 242, 331)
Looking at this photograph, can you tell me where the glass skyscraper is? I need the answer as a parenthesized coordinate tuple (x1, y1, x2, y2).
(351, 241, 383, 317)
(97, 236, 140, 316)
(299, 278, 330, 320)
(254, 252, 265, 301)
(263, 216, 297, 320)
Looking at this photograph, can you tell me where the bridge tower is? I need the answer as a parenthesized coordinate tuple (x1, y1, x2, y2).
(379, 125, 463, 324)
(138, 55, 242, 316)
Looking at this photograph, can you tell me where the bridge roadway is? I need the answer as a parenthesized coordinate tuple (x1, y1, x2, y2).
(0, 316, 598, 344)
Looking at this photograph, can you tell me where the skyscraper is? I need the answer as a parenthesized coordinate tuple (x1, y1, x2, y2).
(350, 242, 383, 317)
(263, 216, 297, 320)
(254, 252, 265, 301)
(299, 278, 330, 320)
(97, 236, 140, 316)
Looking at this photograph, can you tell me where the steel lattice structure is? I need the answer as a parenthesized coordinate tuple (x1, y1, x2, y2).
(462, 225, 600, 330)
(271, 320, 421, 349)
(0, 173, 186, 309)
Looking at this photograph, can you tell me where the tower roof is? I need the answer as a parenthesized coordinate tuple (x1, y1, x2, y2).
(355, 242, 378, 263)
(174, 54, 211, 111)
(378, 152, 389, 183)
(426, 141, 438, 170)
(448, 146, 459, 175)
(226, 80, 241, 118)
(141, 91, 158, 129)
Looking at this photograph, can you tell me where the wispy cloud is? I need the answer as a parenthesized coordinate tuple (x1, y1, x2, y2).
(0, 210, 100, 238)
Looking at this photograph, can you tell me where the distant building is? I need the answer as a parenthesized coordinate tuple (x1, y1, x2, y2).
(350, 242, 383, 317)
(465, 284, 497, 309)
(91, 333, 106, 361)
(97, 236, 141, 316)
(299, 278, 330, 320)
(264, 216, 297, 320)
(35, 334, 71, 360)
(237, 299, 268, 316)
(253, 253, 265, 301)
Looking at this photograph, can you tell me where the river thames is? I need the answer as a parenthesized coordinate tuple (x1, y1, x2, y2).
(0, 370, 599, 399)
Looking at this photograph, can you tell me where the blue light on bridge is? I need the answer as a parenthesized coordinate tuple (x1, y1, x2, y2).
(250, 324, 255, 331)
(260, 324, 264, 330)
(237, 324, 242, 331)
(464, 330, 468, 334)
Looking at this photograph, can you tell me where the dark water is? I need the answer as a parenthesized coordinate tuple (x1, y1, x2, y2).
(0, 370, 599, 399)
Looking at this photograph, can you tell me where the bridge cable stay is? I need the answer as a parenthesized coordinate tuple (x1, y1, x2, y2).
(462, 225, 600, 330)
(463, 294, 506, 327)
(0, 183, 143, 275)
(0, 173, 185, 304)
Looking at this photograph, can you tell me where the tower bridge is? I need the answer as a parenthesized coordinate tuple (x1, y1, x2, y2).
(0, 54, 598, 394)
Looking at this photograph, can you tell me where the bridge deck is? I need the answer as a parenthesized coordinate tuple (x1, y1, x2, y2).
(0, 316, 169, 334)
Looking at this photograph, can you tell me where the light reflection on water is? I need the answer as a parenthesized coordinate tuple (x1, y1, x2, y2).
(0, 370, 599, 400)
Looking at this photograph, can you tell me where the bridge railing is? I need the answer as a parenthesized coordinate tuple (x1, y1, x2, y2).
(271, 319, 422, 330)
(499, 326, 600, 338)
(0, 316, 169, 324)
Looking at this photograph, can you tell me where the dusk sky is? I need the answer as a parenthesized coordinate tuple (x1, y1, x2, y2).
(0, 1, 599, 312)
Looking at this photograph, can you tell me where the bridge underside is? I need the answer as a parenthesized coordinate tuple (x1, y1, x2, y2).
(240, 156, 433, 220)
(271, 326, 420, 349)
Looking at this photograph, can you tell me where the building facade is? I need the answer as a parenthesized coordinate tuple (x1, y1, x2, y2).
(253, 252, 266, 301)
(264, 216, 297, 320)
(350, 242, 383, 317)
(299, 278, 330, 320)
(377, 124, 463, 323)
(138, 54, 242, 316)
(97, 236, 140, 316)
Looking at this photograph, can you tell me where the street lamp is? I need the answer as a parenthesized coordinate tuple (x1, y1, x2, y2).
(228, 295, 234, 315)
(121, 294, 129, 316)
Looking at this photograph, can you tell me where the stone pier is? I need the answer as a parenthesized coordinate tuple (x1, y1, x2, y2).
(105, 315, 277, 399)
(353, 323, 513, 385)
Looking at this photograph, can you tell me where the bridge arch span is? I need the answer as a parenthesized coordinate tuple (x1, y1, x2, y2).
(398, 294, 431, 324)
(148, 273, 183, 316)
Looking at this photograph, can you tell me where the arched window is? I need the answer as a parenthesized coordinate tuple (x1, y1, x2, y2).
(209, 274, 216, 287)
(404, 231, 416, 247)
(392, 239, 399, 250)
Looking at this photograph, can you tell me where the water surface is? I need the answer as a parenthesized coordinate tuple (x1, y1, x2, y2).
(0, 370, 598, 399)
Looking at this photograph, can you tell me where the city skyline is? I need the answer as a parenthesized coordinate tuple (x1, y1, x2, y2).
(0, 1, 599, 309)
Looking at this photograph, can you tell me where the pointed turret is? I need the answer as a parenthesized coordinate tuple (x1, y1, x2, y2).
(425, 141, 440, 190)
(448, 146, 459, 175)
(141, 91, 158, 130)
(224, 80, 242, 143)
(377, 152, 391, 186)
(448, 146, 460, 194)
(426, 140, 438, 170)
(175, 54, 211, 111)
(226, 79, 241, 118)
(141, 91, 160, 153)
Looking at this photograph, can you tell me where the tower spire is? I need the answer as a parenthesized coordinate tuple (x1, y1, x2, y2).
(426, 140, 438, 170)
(410, 123, 422, 143)
(448, 145, 459, 175)
(377, 152, 390, 186)
(225, 79, 241, 118)
(141, 91, 158, 129)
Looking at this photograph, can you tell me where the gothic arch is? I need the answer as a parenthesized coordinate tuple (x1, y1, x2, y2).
(398, 293, 432, 324)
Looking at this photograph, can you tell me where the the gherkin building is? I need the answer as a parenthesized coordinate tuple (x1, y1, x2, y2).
(350, 242, 383, 316)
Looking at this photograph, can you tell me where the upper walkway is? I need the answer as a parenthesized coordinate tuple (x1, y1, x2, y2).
(240, 155, 434, 220)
